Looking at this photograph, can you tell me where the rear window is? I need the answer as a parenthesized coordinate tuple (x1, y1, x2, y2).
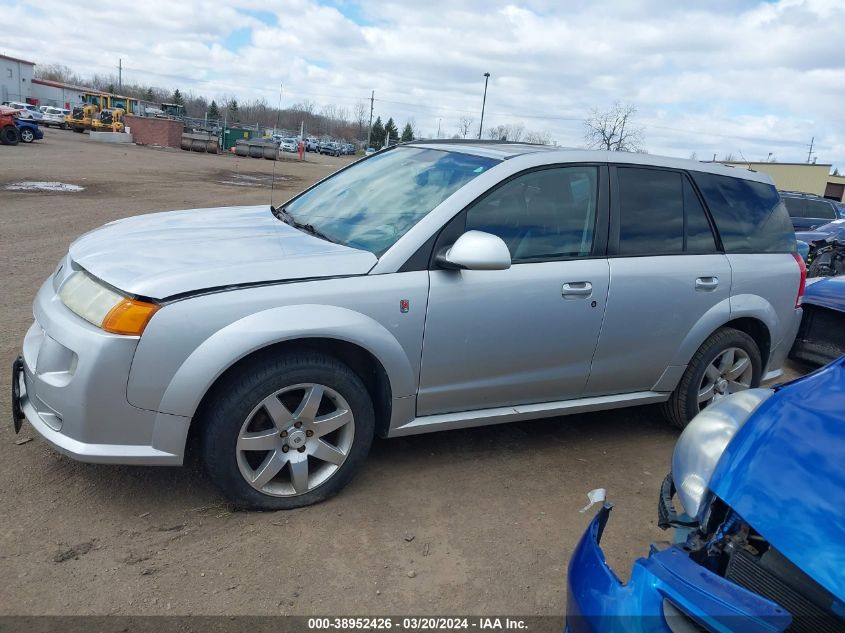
(690, 172, 796, 253)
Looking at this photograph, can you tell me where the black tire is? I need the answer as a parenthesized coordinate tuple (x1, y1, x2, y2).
(661, 327, 762, 430)
(0, 125, 20, 146)
(20, 127, 35, 143)
(199, 351, 375, 510)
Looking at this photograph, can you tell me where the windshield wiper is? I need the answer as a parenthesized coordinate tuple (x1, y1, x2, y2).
(272, 206, 338, 244)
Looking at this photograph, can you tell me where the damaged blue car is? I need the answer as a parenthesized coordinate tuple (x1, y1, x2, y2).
(567, 357, 845, 633)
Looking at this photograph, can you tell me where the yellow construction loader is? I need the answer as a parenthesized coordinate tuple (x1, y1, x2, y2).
(91, 107, 126, 133)
(65, 94, 104, 133)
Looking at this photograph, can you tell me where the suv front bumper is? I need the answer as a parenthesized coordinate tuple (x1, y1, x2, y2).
(566, 505, 791, 633)
(12, 275, 188, 465)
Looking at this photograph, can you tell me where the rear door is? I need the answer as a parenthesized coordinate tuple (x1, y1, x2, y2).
(417, 164, 610, 416)
(584, 166, 731, 396)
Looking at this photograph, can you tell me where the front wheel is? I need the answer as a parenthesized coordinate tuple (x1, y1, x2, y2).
(20, 128, 35, 143)
(200, 351, 375, 510)
(0, 125, 20, 145)
(661, 327, 762, 429)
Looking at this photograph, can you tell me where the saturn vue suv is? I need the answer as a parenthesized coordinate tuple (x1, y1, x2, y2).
(12, 141, 804, 510)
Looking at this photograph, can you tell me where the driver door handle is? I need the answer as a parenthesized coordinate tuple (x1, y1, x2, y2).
(695, 276, 719, 291)
(562, 281, 593, 299)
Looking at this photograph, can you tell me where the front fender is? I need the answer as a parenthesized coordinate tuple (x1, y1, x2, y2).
(153, 304, 417, 418)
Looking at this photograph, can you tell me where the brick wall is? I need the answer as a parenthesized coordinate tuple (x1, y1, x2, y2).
(124, 115, 184, 148)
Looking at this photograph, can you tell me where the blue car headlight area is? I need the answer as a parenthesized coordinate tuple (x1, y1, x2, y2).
(673, 389, 774, 521)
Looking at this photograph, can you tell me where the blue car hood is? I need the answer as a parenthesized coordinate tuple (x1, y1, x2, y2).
(803, 276, 845, 312)
(710, 357, 845, 602)
(69, 205, 377, 299)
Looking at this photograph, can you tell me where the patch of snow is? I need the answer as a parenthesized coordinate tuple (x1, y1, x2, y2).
(4, 181, 84, 192)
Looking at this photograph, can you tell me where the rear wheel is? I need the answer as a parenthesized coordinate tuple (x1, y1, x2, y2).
(200, 351, 375, 510)
(0, 125, 20, 145)
(661, 327, 762, 429)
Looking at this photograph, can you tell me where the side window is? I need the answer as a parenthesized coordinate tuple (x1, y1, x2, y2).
(465, 166, 598, 262)
(690, 172, 796, 253)
(805, 199, 837, 220)
(684, 178, 718, 253)
(617, 168, 683, 255)
(781, 197, 806, 218)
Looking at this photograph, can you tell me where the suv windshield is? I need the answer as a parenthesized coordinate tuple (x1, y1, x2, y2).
(282, 146, 498, 255)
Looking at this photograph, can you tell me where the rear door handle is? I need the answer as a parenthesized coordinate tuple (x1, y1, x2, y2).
(695, 276, 719, 291)
(562, 281, 593, 299)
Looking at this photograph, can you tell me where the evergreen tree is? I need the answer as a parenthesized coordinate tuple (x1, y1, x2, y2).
(401, 122, 414, 142)
(145, 88, 154, 101)
(208, 100, 220, 119)
(172, 89, 184, 106)
(384, 117, 398, 145)
(370, 116, 385, 148)
(228, 98, 239, 120)
(107, 83, 115, 95)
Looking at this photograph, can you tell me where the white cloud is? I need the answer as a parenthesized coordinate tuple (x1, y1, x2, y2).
(4, 0, 844, 167)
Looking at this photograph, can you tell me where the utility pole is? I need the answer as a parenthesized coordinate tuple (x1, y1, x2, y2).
(436, 118, 442, 138)
(366, 90, 374, 149)
(806, 136, 814, 163)
(118, 58, 122, 92)
(478, 72, 490, 140)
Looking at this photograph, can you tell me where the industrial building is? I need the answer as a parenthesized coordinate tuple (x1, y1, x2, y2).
(31, 78, 104, 110)
(0, 53, 35, 103)
(721, 161, 844, 202)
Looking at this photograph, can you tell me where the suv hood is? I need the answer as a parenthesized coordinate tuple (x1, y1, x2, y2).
(69, 205, 377, 299)
(709, 357, 845, 602)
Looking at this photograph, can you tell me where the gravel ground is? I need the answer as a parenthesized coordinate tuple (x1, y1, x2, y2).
(0, 130, 804, 617)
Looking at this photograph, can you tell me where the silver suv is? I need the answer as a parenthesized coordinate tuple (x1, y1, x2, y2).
(13, 142, 804, 510)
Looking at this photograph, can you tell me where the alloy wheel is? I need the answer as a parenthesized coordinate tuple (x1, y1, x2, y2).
(697, 347, 753, 409)
(236, 383, 355, 497)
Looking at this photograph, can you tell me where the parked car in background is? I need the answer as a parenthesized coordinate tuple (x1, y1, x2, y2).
(790, 275, 845, 367)
(343, 143, 355, 155)
(780, 191, 842, 231)
(39, 106, 70, 129)
(795, 218, 845, 245)
(1, 101, 44, 121)
(0, 105, 22, 145)
(305, 137, 319, 152)
(12, 144, 802, 510)
(15, 119, 43, 143)
(280, 138, 298, 153)
(319, 141, 342, 156)
(365, 147, 376, 156)
(568, 358, 845, 632)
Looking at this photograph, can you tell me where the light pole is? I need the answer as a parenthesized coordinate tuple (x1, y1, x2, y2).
(478, 72, 490, 140)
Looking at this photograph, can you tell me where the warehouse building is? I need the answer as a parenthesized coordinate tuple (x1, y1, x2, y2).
(0, 53, 35, 103)
(721, 161, 844, 202)
(31, 78, 104, 110)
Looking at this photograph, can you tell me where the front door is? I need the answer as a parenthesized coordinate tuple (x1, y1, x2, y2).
(417, 164, 610, 416)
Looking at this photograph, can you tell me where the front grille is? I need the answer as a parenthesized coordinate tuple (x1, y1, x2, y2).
(725, 547, 845, 633)
(791, 305, 845, 366)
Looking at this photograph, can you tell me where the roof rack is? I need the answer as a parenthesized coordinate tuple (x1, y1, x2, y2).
(407, 138, 549, 147)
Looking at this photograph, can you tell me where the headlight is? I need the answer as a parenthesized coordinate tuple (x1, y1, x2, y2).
(672, 389, 774, 521)
(59, 271, 159, 336)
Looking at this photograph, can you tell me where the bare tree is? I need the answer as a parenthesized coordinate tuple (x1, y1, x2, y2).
(524, 130, 552, 145)
(354, 101, 368, 140)
(486, 123, 525, 142)
(583, 102, 644, 152)
(457, 116, 474, 139)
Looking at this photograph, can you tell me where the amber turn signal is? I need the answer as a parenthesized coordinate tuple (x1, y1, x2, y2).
(102, 299, 159, 336)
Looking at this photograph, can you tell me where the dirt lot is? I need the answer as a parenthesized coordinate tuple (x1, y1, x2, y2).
(0, 130, 804, 617)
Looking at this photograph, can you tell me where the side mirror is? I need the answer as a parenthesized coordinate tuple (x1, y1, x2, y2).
(436, 230, 511, 271)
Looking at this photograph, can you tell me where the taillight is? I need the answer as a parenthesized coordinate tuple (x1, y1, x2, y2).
(792, 252, 806, 308)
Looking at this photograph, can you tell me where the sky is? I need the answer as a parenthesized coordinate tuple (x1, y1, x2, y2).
(4, 0, 844, 170)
